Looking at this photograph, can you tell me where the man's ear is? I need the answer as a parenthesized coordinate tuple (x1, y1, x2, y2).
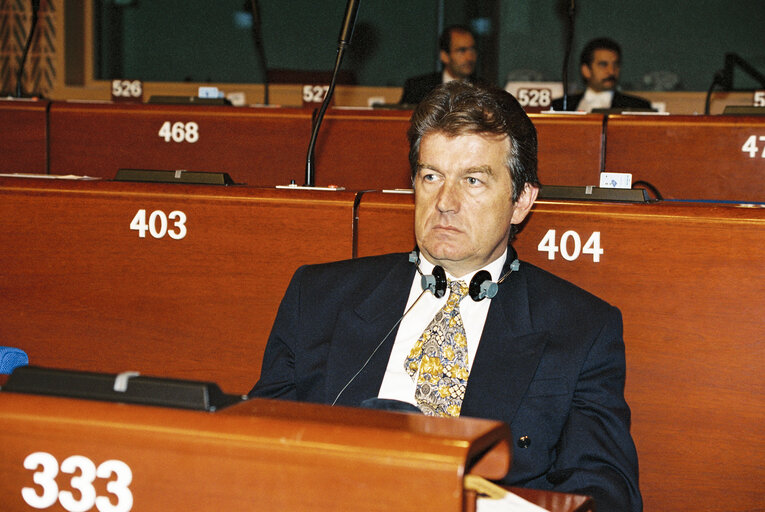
(581, 63, 592, 81)
(440, 50, 449, 66)
(511, 183, 539, 224)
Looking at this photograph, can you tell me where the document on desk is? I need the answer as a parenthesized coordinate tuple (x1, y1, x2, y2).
(467, 476, 550, 512)
(477, 493, 550, 512)
(0, 173, 101, 180)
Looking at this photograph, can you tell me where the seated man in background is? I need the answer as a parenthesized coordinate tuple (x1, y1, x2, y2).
(552, 37, 652, 112)
(399, 25, 485, 105)
(251, 81, 642, 511)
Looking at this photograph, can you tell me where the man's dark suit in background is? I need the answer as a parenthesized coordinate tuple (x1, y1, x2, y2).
(552, 37, 651, 112)
(551, 90, 652, 111)
(399, 25, 481, 105)
(401, 73, 484, 105)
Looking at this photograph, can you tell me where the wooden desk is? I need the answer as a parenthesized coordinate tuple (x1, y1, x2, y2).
(0, 392, 594, 512)
(314, 110, 606, 190)
(315, 108, 413, 189)
(530, 113, 604, 186)
(4, 179, 762, 510)
(604, 114, 765, 202)
(47, 102, 313, 185)
(41, 103, 607, 191)
(0, 99, 48, 173)
(0, 393, 510, 511)
(0, 177, 356, 395)
(354, 191, 765, 511)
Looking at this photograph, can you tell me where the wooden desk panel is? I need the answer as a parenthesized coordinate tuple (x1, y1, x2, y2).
(0, 393, 511, 512)
(47, 102, 312, 185)
(0, 99, 48, 173)
(314, 110, 605, 190)
(604, 114, 765, 202)
(530, 113, 604, 186)
(354, 192, 765, 511)
(0, 178, 355, 394)
(315, 108, 413, 189)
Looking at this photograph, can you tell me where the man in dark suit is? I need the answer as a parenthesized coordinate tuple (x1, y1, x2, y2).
(399, 25, 483, 105)
(552, 37, 652, 112)
(251, 81, 642, 511)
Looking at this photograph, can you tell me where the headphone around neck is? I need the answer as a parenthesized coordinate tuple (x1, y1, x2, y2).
(408, 247, 520, 301)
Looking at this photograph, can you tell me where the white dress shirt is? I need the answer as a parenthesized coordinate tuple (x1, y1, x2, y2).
(576, 88, 614, 112)
(377, 250, 508, 406)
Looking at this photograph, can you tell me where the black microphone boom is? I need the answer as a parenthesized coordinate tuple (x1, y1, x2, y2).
(560, 0, 576, 111)
(304, 0, 361, 187)
(248, 0, 269, 105)
(15, 0, 42, 98)
(338, 0, 361, 45)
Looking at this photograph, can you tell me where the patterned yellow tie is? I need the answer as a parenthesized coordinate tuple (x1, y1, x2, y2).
(404, 280, 470, 417)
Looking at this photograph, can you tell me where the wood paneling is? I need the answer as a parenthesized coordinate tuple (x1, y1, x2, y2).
(530, 113, 604, 186)
(0, 178, 355, 394)
(355, 191, 765, 511)
(0, 393, 510, 512)
(604, 114, 765, 202)
(48, 102, 313, 185)
(0, 99, 48, 173)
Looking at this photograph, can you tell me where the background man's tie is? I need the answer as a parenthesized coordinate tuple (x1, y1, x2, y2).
(404, 280, 470, 417)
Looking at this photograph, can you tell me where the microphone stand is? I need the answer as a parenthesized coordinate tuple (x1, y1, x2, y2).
(248, 0, 269, 105)
(303, 0, 360, 187)
(15, 0, 41, 98)
(704, 70, 726, 115)
(560, 0, 575, 111)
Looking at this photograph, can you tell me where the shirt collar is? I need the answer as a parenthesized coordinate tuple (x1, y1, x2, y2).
(418, 249, 508, 284)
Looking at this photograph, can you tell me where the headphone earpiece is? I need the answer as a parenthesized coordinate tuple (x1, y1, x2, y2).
(469, 270, 498, 301)
(411, 248, 519, 301)
(421, 265, 447, 298)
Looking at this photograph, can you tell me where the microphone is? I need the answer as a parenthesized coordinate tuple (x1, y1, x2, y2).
(338, 0, 361, 47)
(15, 0, 42, 98)
(704, 70, 727, 115)
(304, 0, 361, 186)
(560, 0, 576, 111)
(246, 0, 269, 105)
(331, 285, 429, 406)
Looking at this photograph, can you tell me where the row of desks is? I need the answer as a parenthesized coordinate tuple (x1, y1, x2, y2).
(2, 99, 764, 202)
(1, 393, 528, 512)
(1, 176, 763, 511)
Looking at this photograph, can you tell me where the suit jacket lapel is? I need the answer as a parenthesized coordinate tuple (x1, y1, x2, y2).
(326, 256, 415, 406)
(461, 262, 550, 424)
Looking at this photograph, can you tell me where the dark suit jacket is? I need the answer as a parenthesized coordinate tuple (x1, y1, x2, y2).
(551, 90, 652, 111)
(400, 72, 442, 105)
(400, 72, 488, 105)
(250, 252, 642, 511)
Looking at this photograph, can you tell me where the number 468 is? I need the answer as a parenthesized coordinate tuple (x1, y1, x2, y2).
(538, 230, 603, 262)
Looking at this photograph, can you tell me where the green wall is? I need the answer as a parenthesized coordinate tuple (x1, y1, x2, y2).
(96, 0, 765, 91)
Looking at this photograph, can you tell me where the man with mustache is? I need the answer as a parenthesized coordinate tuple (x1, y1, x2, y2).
(552, 37, 652, 112)
(251, 81, 642, 511)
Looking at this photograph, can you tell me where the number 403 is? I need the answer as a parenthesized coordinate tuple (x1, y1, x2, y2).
(537, 230, 603, 262)
(130, 209, 187, 240)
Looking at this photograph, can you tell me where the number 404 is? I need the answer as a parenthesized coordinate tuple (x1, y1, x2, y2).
(538, 230, 603, 262)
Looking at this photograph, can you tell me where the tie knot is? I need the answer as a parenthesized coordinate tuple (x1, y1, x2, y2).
(449, 280, 469, 301)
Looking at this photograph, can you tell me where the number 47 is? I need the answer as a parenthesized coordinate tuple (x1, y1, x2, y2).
(741, 135, 765, 158)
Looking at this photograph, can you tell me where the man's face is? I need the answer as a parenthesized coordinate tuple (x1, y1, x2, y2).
(414, 132, 537, 278)
(440, 31, 477, 80)
(581, 48, 621, 92)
